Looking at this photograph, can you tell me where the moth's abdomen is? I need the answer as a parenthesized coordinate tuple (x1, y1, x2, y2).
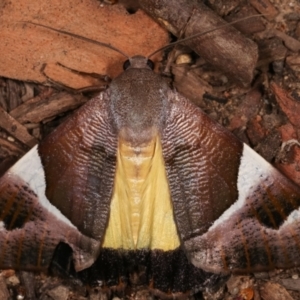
(102, 133, 180, 250)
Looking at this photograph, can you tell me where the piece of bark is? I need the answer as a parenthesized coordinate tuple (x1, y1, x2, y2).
(271, 82, 300, 129)
(225, 5, 266, 35)
(276, 140, 300, 186)
(272, 29, 300, 52)
(0, 107, 37, 147)
(0, 137, 25, 156)
(8, 87, 54, 121)
(0, 0, 168, 88)
(206, 0, 241, 16)
(278, 123, 298, 142)
(42, 63, 108, 90)
(46, 285, 70, 300)
(254, 130, 281, 162)
(296, 22, 300, 39)
(257, 38, 287, 68)
(249, 0, 278, 21)
(259, 282, 294, 300)
(246, 116, 268, 145)
(138, 0, 258, 86)
(280, 278, 300, 292)
(19, 271, 37, 300)
(0, 79, 26, 112)
(228, 87, 262, 131)
(0, 275, 10, 300)
(286, 55, 300, 73)
(172, 65, 212, 108)
(10, 92, 89, 124)
(253, 288, 261, 300)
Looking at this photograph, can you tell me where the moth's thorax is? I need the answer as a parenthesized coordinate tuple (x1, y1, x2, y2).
(109, 59, 169, 144)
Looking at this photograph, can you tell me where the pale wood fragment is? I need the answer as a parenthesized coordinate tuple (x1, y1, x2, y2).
(10, 92, 89, 124)
(0, 138, 25, 156)
(172, 65, 212, 108)
(0, 275, 9, 300)
(0, 107, 37, 147)
(259, 282, 293, 300)
(42, 63, 108, 90)
(249, 0, 278, 21)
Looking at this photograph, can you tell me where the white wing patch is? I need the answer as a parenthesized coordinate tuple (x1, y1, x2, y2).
(281, 208, 300, 228)
(9, 145, 75, 228)
(0, 221, 5, 231)
(209, 143, 275, 231)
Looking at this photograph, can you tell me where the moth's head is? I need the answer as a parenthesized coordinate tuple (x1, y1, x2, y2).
(123, 55, 155, 71)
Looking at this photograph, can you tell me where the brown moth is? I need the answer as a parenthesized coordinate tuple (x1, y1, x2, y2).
(0, 14, 300, 299)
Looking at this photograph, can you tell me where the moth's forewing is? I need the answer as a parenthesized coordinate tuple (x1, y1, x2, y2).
(162, 91, 300, 274)
(0, 93, 118, 272)
(38, 93, 117, 241)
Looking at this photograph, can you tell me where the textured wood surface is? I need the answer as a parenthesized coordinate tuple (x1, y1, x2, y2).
(0, 0, 168, 88)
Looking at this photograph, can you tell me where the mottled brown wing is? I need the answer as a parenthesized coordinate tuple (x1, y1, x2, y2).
(0, 91, 117, 271)
(162, 90, 300, 274)
(38, 92, 117, 240)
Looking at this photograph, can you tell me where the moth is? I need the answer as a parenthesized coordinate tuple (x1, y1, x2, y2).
(1, 16, 300, 299)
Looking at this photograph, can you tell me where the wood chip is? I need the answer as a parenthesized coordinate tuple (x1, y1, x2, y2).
(257, 38, 287, 68)
(0, 137, 25, 156)
(271, 82, 300, 129)
(246, 115, 267, 145)
(278, 123, 298, 142)
(225, 4, 266, 34)
(0, 107, 37, 147)
(259, 282, 294, 300)
(286, 55, 300, 73)
(276, 140, 300, 186)
(172, 65, 212, 108)
(280, 278, 300, 292)
(42, 63, 108, 90)
(228, 87, 262, 131)
(249, 0, 278, 21)
(47, 285, 71, 300)
(273, 29, 300, 52)
(0, 275, 9, 300)
(10, 92, 89, 124)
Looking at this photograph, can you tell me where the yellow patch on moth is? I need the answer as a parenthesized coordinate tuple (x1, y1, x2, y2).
(102, 134, 180, 250)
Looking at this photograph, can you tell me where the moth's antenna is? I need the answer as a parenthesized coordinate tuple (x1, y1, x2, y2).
(148, 14, 266, 59)
(22, 22, 130, 59)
